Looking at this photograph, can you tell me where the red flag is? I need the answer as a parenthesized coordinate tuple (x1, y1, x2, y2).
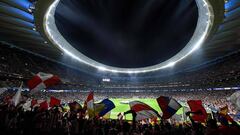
(39, 101, 48, 111)
(85, 91, 94, 118)
(31, 99, 38, 107)
(27, 72, 61, 93)
(50, 96, 61, 107)
(86, 91, 94, 103)
(187, 100, 207, 122)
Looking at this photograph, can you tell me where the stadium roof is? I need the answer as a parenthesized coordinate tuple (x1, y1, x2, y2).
(0, 0, 240, 78)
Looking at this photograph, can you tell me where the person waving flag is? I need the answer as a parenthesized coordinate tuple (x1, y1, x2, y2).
(157, 96, 182, 119)
(126, 101, 160, 121)
(85, 91, 95, 118)
(95, 98, 115, 117)
(187, 100, 207, 123)
(27, 72, 61, 93)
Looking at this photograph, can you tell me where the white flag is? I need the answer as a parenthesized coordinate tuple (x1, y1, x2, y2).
(12, 82, 23, 106)
(23, 98, 32, 111)
(229, 91, 240, 112)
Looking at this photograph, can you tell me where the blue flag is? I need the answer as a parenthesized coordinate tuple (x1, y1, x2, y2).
(97, 99, 115, 117)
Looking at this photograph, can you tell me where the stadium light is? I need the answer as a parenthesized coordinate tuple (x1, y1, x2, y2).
(43, 0, 214, 74)
(165, 62, 176, 68)
(102, 78, 111, 82)
(98, 66, 107, 71)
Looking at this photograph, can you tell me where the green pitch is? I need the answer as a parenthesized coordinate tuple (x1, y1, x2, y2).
(109, 98, 184, 120)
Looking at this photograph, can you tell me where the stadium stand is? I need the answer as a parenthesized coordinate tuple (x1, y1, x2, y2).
(1, 42, 240, 91)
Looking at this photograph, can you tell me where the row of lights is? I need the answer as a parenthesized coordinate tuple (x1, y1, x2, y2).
(28, 1, 48, 45)
(42, 0, 213, 74)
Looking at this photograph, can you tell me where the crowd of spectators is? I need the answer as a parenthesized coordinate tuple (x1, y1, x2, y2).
(0, 89, 238, 115)
(31, 90, 240, 115)
(0, 93, 240, 135)
(0, 43, 97, 89)
(166, 53, 240, 88)
(1, 43, 240, 90)
(1, 43, 240, 134)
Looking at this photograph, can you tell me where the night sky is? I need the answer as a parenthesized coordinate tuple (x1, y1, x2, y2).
(55, 0, 198, 68)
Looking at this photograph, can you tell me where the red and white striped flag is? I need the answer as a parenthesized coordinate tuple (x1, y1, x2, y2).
(27, 72, 61, 93)
(129, 101, 160, 121)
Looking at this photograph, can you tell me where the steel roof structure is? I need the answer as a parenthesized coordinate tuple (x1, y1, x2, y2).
(0, 0, 240, 79)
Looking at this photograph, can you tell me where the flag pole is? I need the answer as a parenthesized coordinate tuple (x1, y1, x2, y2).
(20, 81, 23, 88)
(93, 91, 96, 118)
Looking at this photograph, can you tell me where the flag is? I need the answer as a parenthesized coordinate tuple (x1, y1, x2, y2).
(12, 83, 23, 106)
(95, 99, 115, 117)
(129, 101, 160, 121)
(187, 100, 207, 122)
(103, 111, 111, 119)
(157, 96, 182, 119)
(94, 103, 105, 116)
(27, 72, 61, 93)
(85, 91, 94, 118)
(219, 105, 234, 122)
(31, 99, 38, 107)
(219, 105, 228, 116)
(39, 101, 48, 111)
(23, 98, 32, 111)
(229, 91, 240, 112)
(68, 101, 82, 112)
(49, 96, 61, 107)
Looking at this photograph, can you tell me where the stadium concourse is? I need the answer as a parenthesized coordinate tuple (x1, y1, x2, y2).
(1, 0, 240, 135)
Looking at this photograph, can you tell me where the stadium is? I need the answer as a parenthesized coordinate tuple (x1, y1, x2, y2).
(0, 0, 240, 135)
